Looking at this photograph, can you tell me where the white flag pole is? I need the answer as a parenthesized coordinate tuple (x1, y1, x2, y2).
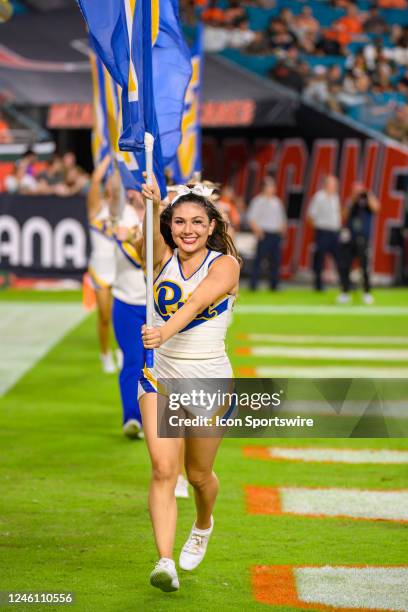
(144, 132, 155, 368)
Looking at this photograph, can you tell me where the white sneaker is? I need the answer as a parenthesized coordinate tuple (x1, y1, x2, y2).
(363, 292, 374, 305)
(123, 419, 144, 440)
(150, 558, 179, 592)
(100, 351, 116, 374)
(115, 348, 123, 370)
(336, 293, 351, 305)
(175, 475, 189, 499)
(179, 517, 214, 571)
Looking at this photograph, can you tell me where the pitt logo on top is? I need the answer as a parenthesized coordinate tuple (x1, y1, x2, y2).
(154, 280, 229, 332)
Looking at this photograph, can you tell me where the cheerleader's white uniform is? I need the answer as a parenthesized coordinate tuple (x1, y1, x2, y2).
(88, 203, 116, 289)
(138, 249, 236, 419)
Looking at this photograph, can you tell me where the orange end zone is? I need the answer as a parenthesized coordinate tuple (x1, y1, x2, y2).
(243, 447, 271, 461)
(245, 485, 282, 515)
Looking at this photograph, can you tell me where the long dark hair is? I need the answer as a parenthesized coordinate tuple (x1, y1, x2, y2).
(160, 194, 241, 263)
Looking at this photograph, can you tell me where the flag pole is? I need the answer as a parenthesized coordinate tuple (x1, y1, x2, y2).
(144, 132, 155, 368)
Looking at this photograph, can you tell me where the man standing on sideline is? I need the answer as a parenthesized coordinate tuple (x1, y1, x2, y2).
(247, 177, 287, 290)
(308, 175, 342, 291)
(337, 182, 379, 304)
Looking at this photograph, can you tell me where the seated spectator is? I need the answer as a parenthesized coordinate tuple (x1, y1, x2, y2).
(304, 65, 330, 103)
(202, 0, 226, 25)
(325, 5, 364, 49)
(229, 15, 257, 49)
(203, 23, 230, 52)
(386, 104, 408, 143)
(36, 154, 65, 193)
(292, 6, 319, 53)
(337, 73, 371, 108)
(269, 49, 306, 92)
(266, 17, 297, 51)
(364, 5, 389, 36)
(55, 166, 90, 197)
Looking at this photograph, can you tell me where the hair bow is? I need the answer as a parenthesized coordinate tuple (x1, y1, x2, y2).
(170, 183, 215, 205)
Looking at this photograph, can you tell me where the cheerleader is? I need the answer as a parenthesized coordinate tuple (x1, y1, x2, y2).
(112, 192, 146, 439)
(139, 178, 240, 592)
(87, 156, 117, 373)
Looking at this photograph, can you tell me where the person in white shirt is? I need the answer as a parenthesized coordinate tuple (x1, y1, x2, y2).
(247, 177, 287, 290)
(308, 175, 342, 291)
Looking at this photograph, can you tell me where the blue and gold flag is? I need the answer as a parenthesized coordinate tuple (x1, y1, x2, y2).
(170, 22, 203, 184)
(89, 44, 141, 190)
(78, 0, 191, 195)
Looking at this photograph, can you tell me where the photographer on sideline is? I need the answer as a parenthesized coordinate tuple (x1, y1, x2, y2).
(338, 182, 380, 305)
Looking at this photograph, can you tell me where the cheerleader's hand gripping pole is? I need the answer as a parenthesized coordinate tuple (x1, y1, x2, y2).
(144, 132, 155, 369)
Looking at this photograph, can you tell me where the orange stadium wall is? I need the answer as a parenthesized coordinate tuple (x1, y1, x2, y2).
(202, 134, 408, 283)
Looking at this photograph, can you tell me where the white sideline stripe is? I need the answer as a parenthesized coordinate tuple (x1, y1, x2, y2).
(0, 303, 88, 397)
(245, 333, 408, 346)
(236, 305, 408, 316)
(295, 567, 408, 611)
(245, 346, 408, 361)
(251, 366, 408, 378)
(268, 447, 408, 464)
(281, 487, 408, 521)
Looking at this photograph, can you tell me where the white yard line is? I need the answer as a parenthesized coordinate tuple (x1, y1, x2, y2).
(295, 566, 408, 611)
(280, 487, 408, 522)
(267, 447, 408, 464)
(0, 302, 88, 397)
(236, 305, 408, 315)
(245, 366, 408, 378)
(243, 333, 408, 346)
(242, 346, 408, 361)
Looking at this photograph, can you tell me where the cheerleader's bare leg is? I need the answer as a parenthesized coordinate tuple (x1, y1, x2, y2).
(140, 392, 182, 559)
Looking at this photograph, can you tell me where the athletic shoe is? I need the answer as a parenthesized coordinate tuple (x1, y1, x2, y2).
(175, 475, 189, 499)
(100, 352, 116, 374)
(363, 293, 374, 305)
(150, 558, 179, 592)
(123, 419, 144, 440)
(336, 293, 351, 305)
(115, 348, 124, 370)
(179, 516, 214, 571)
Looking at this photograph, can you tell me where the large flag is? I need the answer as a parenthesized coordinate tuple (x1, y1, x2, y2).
(89, 44, 141, 190)
(78, 0, 191, 195)
(170, 22, 203, 184)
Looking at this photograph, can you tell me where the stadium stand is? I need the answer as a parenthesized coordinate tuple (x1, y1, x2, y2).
(201, 0, 408, 142)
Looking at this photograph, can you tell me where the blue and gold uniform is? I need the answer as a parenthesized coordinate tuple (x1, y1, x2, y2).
(138, 249, 236, 419)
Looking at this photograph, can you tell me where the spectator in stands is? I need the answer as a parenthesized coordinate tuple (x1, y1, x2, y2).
(247, 177, 287, 291)
(338, 183, 379, 305)
(308, 175, 342, 292)
(229, 15, 257, 49)
(36, 154, 65, 193)
(325, 5, 365, 50)
(55, 166, 90, 197)
(292, 6, 319, 53)
(386, 104, 408, 143)
(269, 48, 307, 92)
(304, 65, 330, 104)
(62, 151, 78, 176)
(363, 5, 389, 36)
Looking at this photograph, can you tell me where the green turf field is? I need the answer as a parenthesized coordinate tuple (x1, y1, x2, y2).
(0, 288, 407, 611)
